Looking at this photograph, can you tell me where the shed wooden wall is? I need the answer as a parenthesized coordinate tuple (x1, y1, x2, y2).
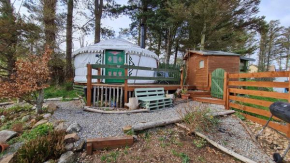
(208, 56, 240, 74)
(186, 54, 208, 90)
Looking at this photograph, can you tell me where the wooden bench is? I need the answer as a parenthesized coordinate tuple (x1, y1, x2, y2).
(134, 88, 172, 110)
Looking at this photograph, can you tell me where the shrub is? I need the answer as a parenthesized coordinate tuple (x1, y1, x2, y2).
(20, 124, 53, 142)
(12, 122, 23, 133)
(178, 104, 219, 133)
(13, 130, 66, 163)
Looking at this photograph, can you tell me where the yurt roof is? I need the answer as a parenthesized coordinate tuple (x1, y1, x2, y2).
(73, 38, 159, 60)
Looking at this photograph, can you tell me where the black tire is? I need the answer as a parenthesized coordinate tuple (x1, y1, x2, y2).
(273, 153, 283, 163)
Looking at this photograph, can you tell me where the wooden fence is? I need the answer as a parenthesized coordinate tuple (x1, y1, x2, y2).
(86, 64, 183, 107)
(224, 71, 290, 137)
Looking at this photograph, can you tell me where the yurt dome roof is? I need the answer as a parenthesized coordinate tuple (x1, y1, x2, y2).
(73, 38, 159, 60)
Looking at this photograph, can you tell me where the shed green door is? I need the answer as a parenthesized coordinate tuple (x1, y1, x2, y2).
(211, 68, 225, 99)
(105, 50, 125, 83)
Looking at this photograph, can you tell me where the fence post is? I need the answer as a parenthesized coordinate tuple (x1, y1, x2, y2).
(124, 68, 128, 108)
(287, 72, 290, 137)
(97, 68, 101, 84)
(180, 68, 183, 89)
(223, 72, 229, 109)
(87, 64, 92, 106)
(208, 73, 212, 91)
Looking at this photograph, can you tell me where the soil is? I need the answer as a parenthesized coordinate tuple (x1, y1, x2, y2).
(245, 120, 290, 162)
(76, 125, 241, 163)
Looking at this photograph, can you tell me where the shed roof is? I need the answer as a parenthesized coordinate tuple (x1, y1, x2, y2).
(72, 38, 159, 60)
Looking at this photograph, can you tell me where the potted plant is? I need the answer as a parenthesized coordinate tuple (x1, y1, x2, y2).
(181, 87, 190, 100)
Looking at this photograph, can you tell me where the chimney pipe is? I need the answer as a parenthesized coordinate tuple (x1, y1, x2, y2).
(140, 23, 145, 49)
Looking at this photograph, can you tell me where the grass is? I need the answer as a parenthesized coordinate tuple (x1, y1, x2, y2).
(100, 151, 119, 163)
(193, 138, 207, 148)
(44, 82, 80, 99)
(171, 150, 190, 163)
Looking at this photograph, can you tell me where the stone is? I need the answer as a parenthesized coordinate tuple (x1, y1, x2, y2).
(58, 151, 75, 163)
(46, 103, 58, 112)
(66, 123, 81, 133)
(55, 122, 67, 131)
(0, 130, 17, 143)
(30, 119, 36, 124)
(0, 153, 15, 163)
(43, 113, 51, 119)
(65, 143, 74, 151)
(31, 105, 36, 110)
(43, 160, 55, 163)
(0, 115, 5, 123)
(74, 140, 85, 152)
(64, 133, 80, 143)
(33, 119, 48, 128)
(21, 115, 30, 122)
(133, 135, 138, 142)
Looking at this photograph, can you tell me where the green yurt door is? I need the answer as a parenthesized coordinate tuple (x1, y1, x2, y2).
(105, 50, 125, 83)
(211, 68, 225, 99)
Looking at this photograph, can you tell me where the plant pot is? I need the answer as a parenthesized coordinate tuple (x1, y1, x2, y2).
(0, 143, 9, 153)
(181, 94, 190, 100)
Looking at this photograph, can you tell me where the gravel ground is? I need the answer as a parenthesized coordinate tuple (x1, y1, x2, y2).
(49, 100, 272, 162)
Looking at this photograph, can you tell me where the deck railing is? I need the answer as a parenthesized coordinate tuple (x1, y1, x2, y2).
(86, 64, 183, 106)
(224, 71, 290, 137)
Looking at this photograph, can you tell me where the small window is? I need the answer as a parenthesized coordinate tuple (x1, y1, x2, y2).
(199, 60, 204, 68)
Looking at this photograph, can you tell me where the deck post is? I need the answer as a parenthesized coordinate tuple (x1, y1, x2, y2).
(124, 68, 128, 108)
(208, 73, 212, 91)
(287, 72, 290, 137)
(97, 68, 101, 84)
(180, 68, 183, 89)
(223, 72, 228, 109)
(87, 64, 92, 106)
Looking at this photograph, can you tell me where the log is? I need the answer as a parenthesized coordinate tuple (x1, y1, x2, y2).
(175, 123, 256, 163)
(132, 110, 235, 131)
(84, 106, 149, 114)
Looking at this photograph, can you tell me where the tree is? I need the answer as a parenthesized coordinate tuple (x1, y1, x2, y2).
(0, 47, 52, 114)
(94, 0, 103, 43)
(66, 0, 74, 80)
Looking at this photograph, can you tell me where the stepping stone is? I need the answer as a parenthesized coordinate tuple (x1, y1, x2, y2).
(64, 133, 80, 143)
(0, 130, 17, 143)
(58, 151, 75, 163)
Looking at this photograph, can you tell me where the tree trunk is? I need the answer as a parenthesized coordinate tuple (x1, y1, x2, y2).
(200, 21, 206, 51)
(94, 0, 103, 43)
(174, 40, 179, 65)
(43, 0, 57, 51)
(157, 32, 161, 57)
(166, 28, 172, 64)
(66, 0, 73, 81)
(36, 89, 45, 114)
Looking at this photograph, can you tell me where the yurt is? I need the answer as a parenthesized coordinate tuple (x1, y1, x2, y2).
(73, 38, 159, 84)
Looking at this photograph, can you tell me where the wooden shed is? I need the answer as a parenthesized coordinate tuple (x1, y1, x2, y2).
(183, 50, 254, 90)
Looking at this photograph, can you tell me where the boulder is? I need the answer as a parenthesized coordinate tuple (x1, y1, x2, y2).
(0, 130, 17, 143)
(55, 122, 67, 131)
(0, 153, 14, 163)
(46, 103, 58, 112)
(33, 119, 48, 128)
(66, 123, 81, 133)
(58, 151, 75, 163)
(64, 133, 80, 143)
(43, 113, 51, 119)
(65, 143, 74, 151)
(21, 115, 30, 122)
(74, 140, 85, 152)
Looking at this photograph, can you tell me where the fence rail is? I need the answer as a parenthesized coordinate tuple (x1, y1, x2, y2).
(225, 71, 290, 137)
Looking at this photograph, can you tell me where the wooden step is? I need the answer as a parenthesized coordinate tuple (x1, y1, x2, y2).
(194, 97, 225, 105)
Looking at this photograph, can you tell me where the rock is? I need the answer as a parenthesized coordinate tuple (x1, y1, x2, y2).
(58, 151, 75, 163)
(66, 123, 81, 133)
(65, 143, 74, 151)
(0, 130, 17, 143)
(55, 122, 67, 131)
(133, 135, 138, 142)
(0, 115, 5, 123)
(0, 153, 15, 163)
(46, 103, 58, 112)
(74, 140, 85, 152)
(43, 113, 51, 119)
(43, 160, 55, 163)
(64, 133, 80, 143)
(33, 119, 48, 128)
(31, 105, 36, 110)
(21, 115, 30, 122)
(30, 119, 36, 124)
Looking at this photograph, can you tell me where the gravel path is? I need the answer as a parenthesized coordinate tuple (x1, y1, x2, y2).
(49, 100, 272, 162)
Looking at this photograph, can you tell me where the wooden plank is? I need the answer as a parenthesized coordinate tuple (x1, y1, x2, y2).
(86, 64, 92, 106)
(97, 86, 99, 107)
(229, 71, 289, 79)
(87, 136, 133, 150)
(229, 103, 280, 120)
(101, 86, 103, 107)
(223, 72, 228, 102)
(104, 87, 107, 107)
(229, 96, 273, 108)
(109, 87, 111, 107)
(91, 75, 180, 81)
(229, 88, 288, 100)
(120, 87, 123, 108)
(241, 113, 288, 134)
(228, 81, 288, 88)
(93, 86, 96, 106)
(194, 97, 225, 105)
(116, 87, 119, 108)
(87, 143, 92, 155)
(97, 68, 101, 84)
(124, 68, 128, 108)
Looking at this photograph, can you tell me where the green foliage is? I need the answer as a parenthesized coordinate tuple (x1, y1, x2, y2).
(100, 151, 119, 163)
(44, 82, 79, 99)
(193, 138, 207, 148)
(19, 124, 53, 142)
(171, 150, 190, 163)
(13, 130, 65, 163)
